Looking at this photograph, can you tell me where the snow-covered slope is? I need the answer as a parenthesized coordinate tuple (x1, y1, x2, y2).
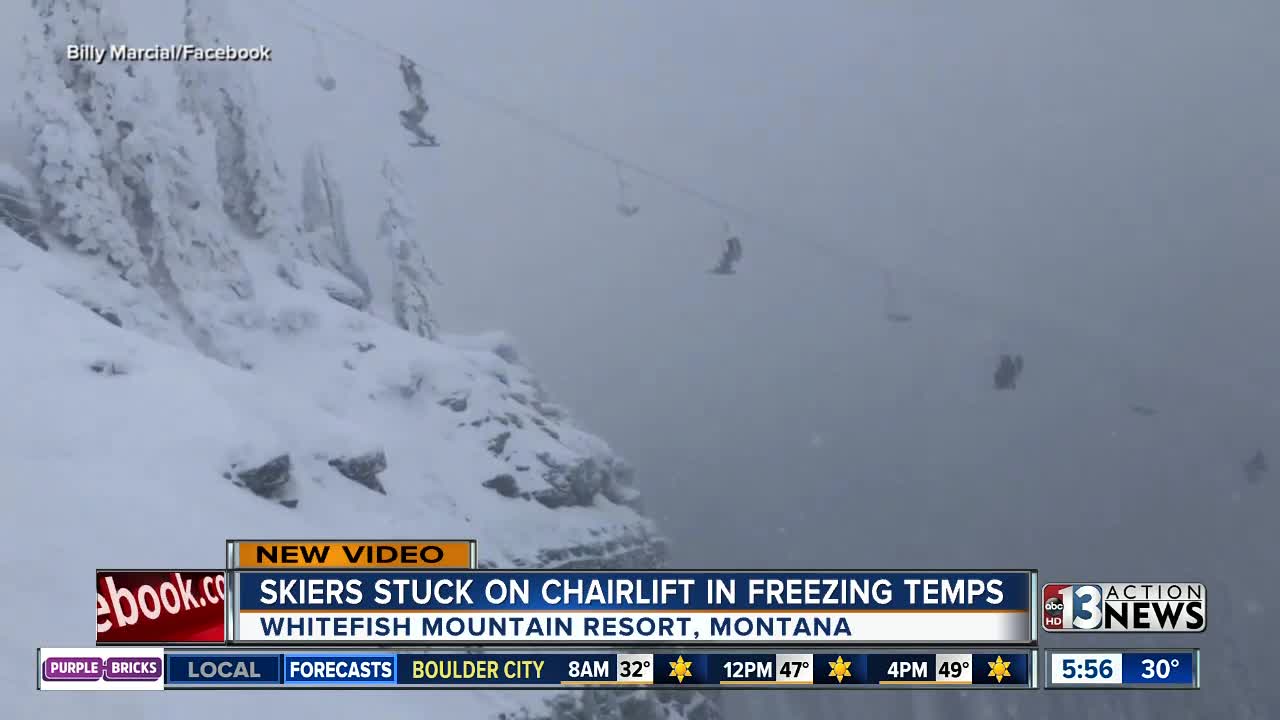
(0, 2, 719, 716)
(0, 224, 708, 718)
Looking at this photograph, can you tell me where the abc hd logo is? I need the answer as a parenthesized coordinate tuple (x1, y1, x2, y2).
(1042, 583, 1206, 633)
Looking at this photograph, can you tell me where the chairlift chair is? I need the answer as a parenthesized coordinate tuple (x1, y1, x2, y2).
(993, 353, 1023, 390)
(709, 222, 742, 275)
(310, 28, 337, 91)
(1244, 451, 1268, 484)
(614, 162, 639, 217)
(883, 271, 912, 323)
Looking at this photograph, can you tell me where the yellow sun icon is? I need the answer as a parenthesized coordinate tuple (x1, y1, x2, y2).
(828, 656, 852, 683)
(988, 655, 1012, 683)
(669, 656, 694, 683)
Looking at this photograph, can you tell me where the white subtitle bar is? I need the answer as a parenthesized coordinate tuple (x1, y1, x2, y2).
(234, 610, 1031, 644)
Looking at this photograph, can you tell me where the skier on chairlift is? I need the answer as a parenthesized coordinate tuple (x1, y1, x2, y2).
(1244, 450, 1268, 484)
(710, 235, 743, 275)
(614, 162, 639, 217)
(883, 271, 911, 323)
(993, 354, 1023, 390)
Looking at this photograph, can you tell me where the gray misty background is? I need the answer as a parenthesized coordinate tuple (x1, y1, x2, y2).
(5, 0, 1277, 716)
(298, 2, 1280, 716)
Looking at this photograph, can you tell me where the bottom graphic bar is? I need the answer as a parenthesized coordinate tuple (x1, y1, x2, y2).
(37, 648, 1037, 690)
(1044, 649, 1199, 689)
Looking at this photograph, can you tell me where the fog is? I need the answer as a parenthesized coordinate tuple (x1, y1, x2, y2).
(352, 2, 1280, 716)
(382, 3, 1280, 716)
(7, 0, 1280, 716)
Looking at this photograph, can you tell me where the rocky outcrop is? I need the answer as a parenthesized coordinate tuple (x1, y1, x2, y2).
(527, 541, 720, 720)
(89, 359, 128, 375)
(328, 450, 389, 494)
(476, 511, 714, 720)
(226, 454, 296, 508)
(437, 335, 716, 720)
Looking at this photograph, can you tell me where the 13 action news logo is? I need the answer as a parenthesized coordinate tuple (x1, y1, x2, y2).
(1043, 583, 1205, 632)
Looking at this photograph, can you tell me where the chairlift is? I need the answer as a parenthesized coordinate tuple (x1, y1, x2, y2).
(1130, 404, 1157, 417)
(397, 56, 439, 148)
(883, 270, 912, 324)
(310, 28, 337, 92)
(614, 162, 639, 217)
(709, 221, 742, 275)
(1244, 450, 1267, 484)
(993, 353, 1023, 390)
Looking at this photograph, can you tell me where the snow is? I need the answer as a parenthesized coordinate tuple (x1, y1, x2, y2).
(0, 162, 30, 192)
(0, 223, 651, 718)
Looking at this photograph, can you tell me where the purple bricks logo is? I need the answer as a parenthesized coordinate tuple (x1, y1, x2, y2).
(38, 649, 164, 690)
(43, 656, 104, 681)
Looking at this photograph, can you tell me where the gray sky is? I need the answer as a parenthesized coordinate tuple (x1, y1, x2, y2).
(335, 0, 1280, 407)
(321, 0, 1280, 476)
(356, 3, 1280, 714)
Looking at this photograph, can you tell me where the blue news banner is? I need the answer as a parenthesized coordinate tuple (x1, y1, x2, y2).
(230, 570, 1036, 645)
(162, 650, 1036, 689)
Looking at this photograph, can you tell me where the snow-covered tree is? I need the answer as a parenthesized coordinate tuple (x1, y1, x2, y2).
(30, 0, 127, 130)
(115, 105, 252, 298)
(16, 31, 144, 280)
(25, 0, 251, 301)
(379, 159, 438, 339)
(179, 0, 305, 269)
(0, 163, 46, 249)
(300, 142, 370, 305)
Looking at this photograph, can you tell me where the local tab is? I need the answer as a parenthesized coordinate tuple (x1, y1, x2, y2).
(166, 653, 282, 686)
(229, 540, 475, 569)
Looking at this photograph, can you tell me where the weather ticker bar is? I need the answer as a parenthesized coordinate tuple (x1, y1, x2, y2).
(37, 648, 1038, 690)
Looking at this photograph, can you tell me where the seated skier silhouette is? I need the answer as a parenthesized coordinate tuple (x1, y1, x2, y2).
(400, 98, 439, 147)
(398, 57, 439, 148)
(993, 354, 1023, 390)
(1244, 450, 1267, 484)
(709, 236, 742, 275)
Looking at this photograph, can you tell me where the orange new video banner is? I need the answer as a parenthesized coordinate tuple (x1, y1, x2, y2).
(229, 540, 476, 569)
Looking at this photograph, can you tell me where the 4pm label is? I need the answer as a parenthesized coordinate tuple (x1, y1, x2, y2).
(1042, 583, 1205, 632)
